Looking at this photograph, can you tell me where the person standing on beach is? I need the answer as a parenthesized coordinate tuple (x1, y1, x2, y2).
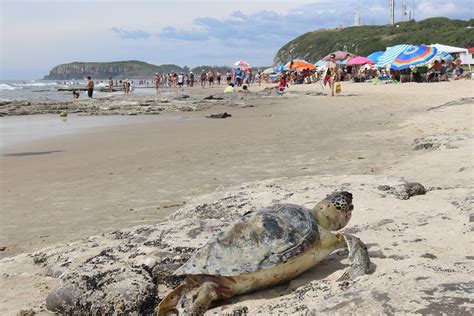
(189, 71, 194, 87)
(226, 70, 232, 85)
(154, 73, 161, 91)
(327, 54, 339, 97)
(86, 76, 94, 98)
(216, 71, 222, 85)
(200, 70, 207, 88)
(108, 77, 113, 92)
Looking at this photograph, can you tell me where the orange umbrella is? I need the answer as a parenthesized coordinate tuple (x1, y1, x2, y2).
(285, 60, 316, 71)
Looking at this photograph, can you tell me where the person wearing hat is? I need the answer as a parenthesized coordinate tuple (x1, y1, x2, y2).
(154, 72, 161, 92)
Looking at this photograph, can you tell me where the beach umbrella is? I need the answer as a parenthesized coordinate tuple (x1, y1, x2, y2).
(274, 65, 287, 72)
(428, 51, 454, 62)
(285, 59, 316, 71)
(376, 44, 412, 67)
(314, 60, 327, 67)
(391, 45, 438, 70)
(234, 60, 250, 70)
(323, 51, 355, 61)
(367, 51, 384, 64)
(347, 56, 373, 66)
(262, 67, 275, 75)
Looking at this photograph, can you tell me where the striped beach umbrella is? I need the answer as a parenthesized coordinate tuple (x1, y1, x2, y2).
(376, 44, 412, 67)
(367, 51, 384, 64)
(391, 45, 438, 70)
(274, 65, 287, 72)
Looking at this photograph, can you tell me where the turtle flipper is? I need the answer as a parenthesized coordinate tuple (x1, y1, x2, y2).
(156, 284, 186, 316)
(176, 281, 219, 316)
(337, 234, 370, 281)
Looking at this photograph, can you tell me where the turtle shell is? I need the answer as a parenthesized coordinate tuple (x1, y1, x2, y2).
(175, 204, 319, 276)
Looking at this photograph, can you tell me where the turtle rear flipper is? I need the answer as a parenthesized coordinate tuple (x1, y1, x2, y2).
(337, 234, 370, 281)
(156, 284, 185, 316)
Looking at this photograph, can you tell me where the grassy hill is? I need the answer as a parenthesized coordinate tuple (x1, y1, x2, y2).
(274, 17, 474, 65)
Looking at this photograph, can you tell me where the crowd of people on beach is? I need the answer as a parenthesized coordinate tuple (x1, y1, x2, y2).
(70, 51, 470, 100)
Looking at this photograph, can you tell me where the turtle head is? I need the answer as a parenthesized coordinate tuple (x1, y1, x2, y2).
(312, 191, 353, 231)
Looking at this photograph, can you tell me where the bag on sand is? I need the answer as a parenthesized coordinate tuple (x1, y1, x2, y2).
(335, 83, 342, 93)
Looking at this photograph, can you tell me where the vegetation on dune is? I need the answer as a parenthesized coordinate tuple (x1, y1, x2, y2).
(273, 17, 474, 65)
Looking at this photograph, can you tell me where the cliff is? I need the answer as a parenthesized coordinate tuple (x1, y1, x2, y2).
(274, 17, 474, 65)
(43, 60, 185, 80)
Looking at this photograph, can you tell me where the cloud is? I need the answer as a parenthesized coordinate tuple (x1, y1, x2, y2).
(110, 27, 151, 40)
(159, 26, 209, 41)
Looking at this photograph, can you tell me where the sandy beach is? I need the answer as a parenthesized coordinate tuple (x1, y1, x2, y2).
(1, 81, 473, 314)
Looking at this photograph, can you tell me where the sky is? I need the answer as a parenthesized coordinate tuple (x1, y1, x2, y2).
(1, 0, 473, 79)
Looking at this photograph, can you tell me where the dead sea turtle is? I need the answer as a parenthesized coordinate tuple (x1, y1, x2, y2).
(157, 191, 370, 315)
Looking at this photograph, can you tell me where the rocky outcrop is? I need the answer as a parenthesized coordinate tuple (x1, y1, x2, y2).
(43, 61, 184, 80)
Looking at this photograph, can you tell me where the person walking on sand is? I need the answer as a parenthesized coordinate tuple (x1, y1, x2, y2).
(216, 71, 222, 85)
(108, 77, 113, 92)
(86, 76, 94, 98)
(326, 54, 339, 96)
(154, 73, 161, 92)
(200, 70, 207, 88)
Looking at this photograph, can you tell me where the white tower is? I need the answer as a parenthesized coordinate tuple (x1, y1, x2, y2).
(390, 0, 395, 25)
(354, 10, 361, 26)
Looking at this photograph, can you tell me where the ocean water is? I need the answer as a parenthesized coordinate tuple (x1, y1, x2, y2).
(0, 79, 158, 102)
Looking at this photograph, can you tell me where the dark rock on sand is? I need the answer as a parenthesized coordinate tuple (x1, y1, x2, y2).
(421, 253, 438, 259)
(207, 112, 232, 119)
(203, 95, 224, 100)
(377, 182, 425, 200)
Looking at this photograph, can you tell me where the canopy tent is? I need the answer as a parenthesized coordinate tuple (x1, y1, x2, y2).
(430, 43, 468, 54)
(391, 45, 438, 70)
(367, 51, 384, 64)
(347, 56, 373, 66)
(376, 44, 412, 67)
(285, 59, 316, 71)
(323, 51, 355, 61)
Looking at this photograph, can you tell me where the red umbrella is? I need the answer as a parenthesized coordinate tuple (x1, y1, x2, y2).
(323, 51, 355, 61)
(347, 56, 374, 66)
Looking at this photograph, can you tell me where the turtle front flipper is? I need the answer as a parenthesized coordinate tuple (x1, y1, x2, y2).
(337, 233, 370, 281)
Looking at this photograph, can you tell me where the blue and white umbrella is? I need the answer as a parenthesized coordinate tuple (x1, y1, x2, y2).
(274, 65, 287, 72)
(367, 51, 384, 64)
(376, 44, 413, 68)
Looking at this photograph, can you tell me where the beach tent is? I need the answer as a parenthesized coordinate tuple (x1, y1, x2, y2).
(367, 51, 384, 64)
(390, 45, 437, 70)
(376, 44, 412, 68)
